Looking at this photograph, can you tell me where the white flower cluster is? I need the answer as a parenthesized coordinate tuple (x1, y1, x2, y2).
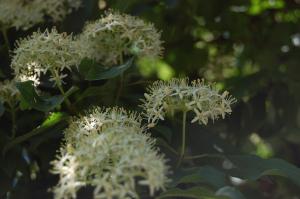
(51, 107, 169, 199)
(0, 0, 81, 30)
(141, 78, 236, 127)
(76, 11, 163, 66)
(11, 12, 163, 86)
(0, 79, 20, 106)
(11, 28, 82, 86)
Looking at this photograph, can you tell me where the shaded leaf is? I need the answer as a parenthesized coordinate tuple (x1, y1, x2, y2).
(224, 155, 300, 187)
(158, 186, 228, 199)
(78, 57, 134, 80)
(16, 81, 63, 112)
(215, 186, 246, 199)
(172, 166, 227, 189)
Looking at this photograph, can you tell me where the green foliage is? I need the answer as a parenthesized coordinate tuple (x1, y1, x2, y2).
(223, 155, 300, 186)
(16, 81, 64, 112)
(1, 0, 300, 198)
(78, 57, 134, 80)
(158, 186, 228, 199)
(172, 166, 227, 189)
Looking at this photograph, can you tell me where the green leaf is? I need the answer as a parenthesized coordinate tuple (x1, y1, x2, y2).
(158, 186, 228, 199)
(0, 102, 4, 117)
(172, 166, 227, 189)
(224, 155, 300, 187)
(78, 57, 134, 80)
(215, 186, 246, 199)
(16, 81, 64, 112)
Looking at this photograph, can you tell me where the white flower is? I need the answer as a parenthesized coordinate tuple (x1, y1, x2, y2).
(51, 107, 169, 199)
(11, 28, 82, 86)
(140, 78, 236, 127)
(0, 0, 81, 30)
(76, 11, 163, 66)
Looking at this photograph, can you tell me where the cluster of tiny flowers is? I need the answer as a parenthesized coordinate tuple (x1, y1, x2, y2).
(11, 28, 82, 86)
(141, 78, 236, 127)
(0, 0, 81, 30)
(51, 107, 169, 199)
(0, 79, 20, 106)
(76, 11, 163, 66)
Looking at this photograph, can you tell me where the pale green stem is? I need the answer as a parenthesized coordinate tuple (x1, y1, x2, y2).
(1, 28, 10, 51)
(3, 115, 67, 155)
(176, 111, 187, 168)
(51, 69, 74, 113)
(184, 153, 224, 160)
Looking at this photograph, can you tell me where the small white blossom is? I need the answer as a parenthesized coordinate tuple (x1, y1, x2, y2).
(51, 107, 169, 199)
(0, 0, 81, 30)
(140, 78, 236, 127)
(11, 28, 82, 86)
(76, 11, 163, 66)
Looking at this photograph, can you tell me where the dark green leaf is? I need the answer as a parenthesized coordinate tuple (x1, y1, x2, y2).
(172, 166, 227, 189)
(158, 186, 228, 199)
(78, 57, 134, 80)
(224, 155, 300, 187)
(16, 81, 64, 112)
(215, 186, 246, 199)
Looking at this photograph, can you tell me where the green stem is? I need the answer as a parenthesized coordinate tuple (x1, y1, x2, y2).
(51, 69, 75, 113)
(3, 115, 67, 155)
(1, 28, 10, 51)
(176, 111, 187, 168)
(184, 153, 224, 160)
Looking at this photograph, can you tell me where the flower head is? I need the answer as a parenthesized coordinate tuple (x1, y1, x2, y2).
(0, 79, 20, 106)
(0, 0, 81, 30)
(141, 78, 236, 127)
(76, 11, 163, 66)
(11, 28, 81, 86)
(51, 107, 169, 199)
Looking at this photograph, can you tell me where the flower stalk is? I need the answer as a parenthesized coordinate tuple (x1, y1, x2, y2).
(50, 69, 74, 114)
(176, 111, 187, 168)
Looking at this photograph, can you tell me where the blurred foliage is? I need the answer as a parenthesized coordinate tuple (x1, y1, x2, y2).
(1, 0, 300, 198)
